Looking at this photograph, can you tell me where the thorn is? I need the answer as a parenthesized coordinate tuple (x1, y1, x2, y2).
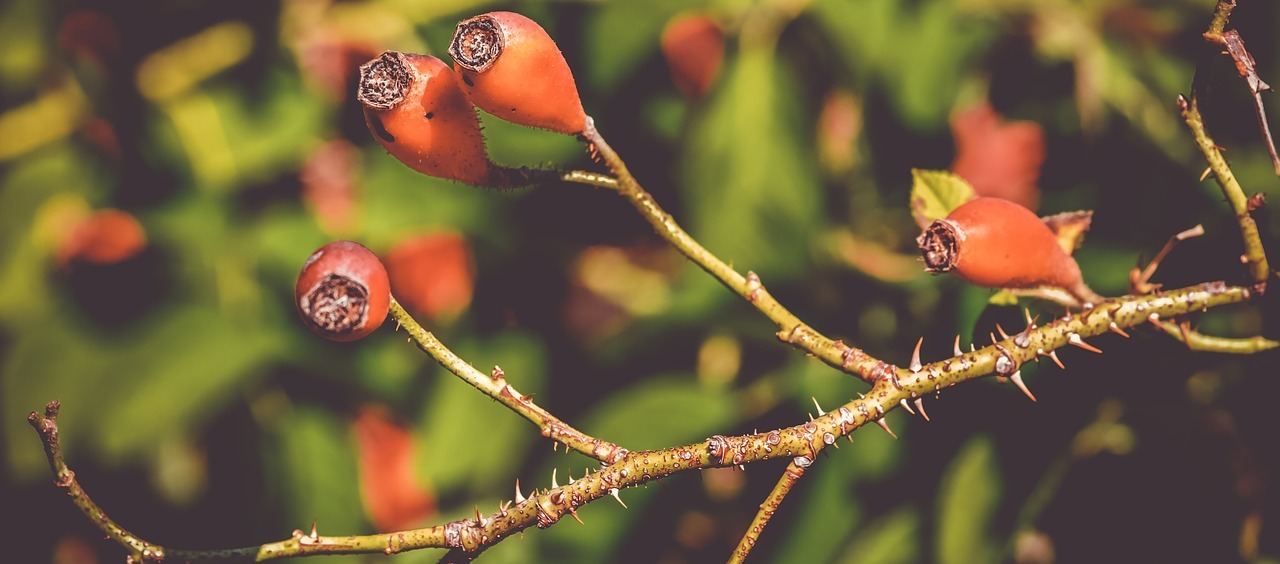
(1200, 166, 1212, 182)
(515, 480, 525, 504)
(846, 434, 855, 444)
(914, 398, 930, 422)
(474, 506, 483, 522)
(566, 505, 583, 524)
(875, 417, 898, 439)
(969, 343, 976, 352)
(1048, 350, 1065, 369)
(909, 337, 923, 372)
(899, 398, 915, 414)
(1108, 322, 1130, 338)
(1010, 371, 1037, 402)
(569, 470, 576, 485)
(1024, 308, 1036, 328)
(996, 324, 1010, 340)
(812, 397, 826, 416)
(610, 488, 628, 508)
(553, 442, 558, 452)
(989, 332, 998, 346)
(738, 465, 746, 471)
(551, 468, 559, 489)
(1068, 333, 1103, 354)
(310, 521, 318, 541)
(1148, 312, 1161, 324)
(857, 392, 865, 399)
(953, 335, 962, 356)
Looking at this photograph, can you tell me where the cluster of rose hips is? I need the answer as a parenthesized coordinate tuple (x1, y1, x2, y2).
(296, 12, 585, 341)
(296, 11, 1099, 342)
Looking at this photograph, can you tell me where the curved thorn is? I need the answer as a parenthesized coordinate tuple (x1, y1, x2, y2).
(910, 337, 924, 372)
(551, 468, 559, 489)
(1048, 350, 1065, 369)
(515, 479, 525, 504)
(953, 335, 962, 357)
(875, 417, 898, 439)
(1010, 371, 1037, 403)
(914, 398, 930, 422)
(1109, 322, 1131, 338)
(812, 397, 826, 416)
(996, 324, 1010, 340)
(610, 488, 628, 509)
(899, 398, 915, 415)
(1068, 333, 1103, 354)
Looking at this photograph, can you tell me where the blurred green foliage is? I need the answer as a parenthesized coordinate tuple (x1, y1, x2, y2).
(2, 0, 1278, 563)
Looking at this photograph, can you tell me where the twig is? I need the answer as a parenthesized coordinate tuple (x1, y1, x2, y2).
(389, 299, 627, 464)
(1152, 318, 1278, 353)
(32, 283, 1255, 562)
(1131, 224, 1205, 294)
(728, 458, 810, 564)
(574, 118, 888, 384)
(559, 169, 618, 190)
(1183, 0, 1272, 291)
(1217, 27, 1279, 175)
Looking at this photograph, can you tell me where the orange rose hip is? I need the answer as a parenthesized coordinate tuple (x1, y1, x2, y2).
(449, 11, 587, 134)
(295, 241, 391, 342)
(357, 51, 494, 186)
(918, 197, 1099, 303)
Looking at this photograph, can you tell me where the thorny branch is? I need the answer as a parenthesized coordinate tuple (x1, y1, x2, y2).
(29, 3, 1280, 561)
(29, 282, 1256, 562)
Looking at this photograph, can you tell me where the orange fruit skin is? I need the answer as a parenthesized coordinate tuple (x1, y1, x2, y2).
(363, 53, 495, 186)
(946, 197, 1082, 290)
(451, 12, 587, 135)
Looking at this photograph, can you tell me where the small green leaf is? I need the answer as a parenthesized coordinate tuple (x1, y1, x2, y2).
(910, 169, 974, 229)
(837, 506, 920, 563)
(936, 435, 1001, 564)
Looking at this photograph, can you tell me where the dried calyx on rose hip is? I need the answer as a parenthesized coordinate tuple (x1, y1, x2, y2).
(357, 51, 552, 189)
(295, 241, 390, 342)
(449, 11, 587, 135)
(917, 197, 1103, 304)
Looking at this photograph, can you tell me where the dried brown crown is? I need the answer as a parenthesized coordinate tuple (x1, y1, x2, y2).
(358, 51, 413, 110)
(299, 274, 370, 337)
(449, 15, 503, 72)
(917, 219, 960, 274)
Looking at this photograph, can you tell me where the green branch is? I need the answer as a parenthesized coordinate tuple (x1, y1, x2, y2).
(389, 299, 627, 464)
(577, 118, 887, 384)
(1152, 318, 1278, 353)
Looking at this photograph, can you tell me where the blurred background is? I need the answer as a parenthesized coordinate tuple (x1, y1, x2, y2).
(3, 0, 1280, 562)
